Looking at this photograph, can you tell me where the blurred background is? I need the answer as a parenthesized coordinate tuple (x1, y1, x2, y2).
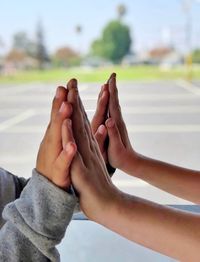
(0, 0, 200, 81)
(1, 1, 200, 261)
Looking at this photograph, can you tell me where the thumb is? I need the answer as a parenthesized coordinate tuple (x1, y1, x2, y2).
(53, 142, 77, 190)
(95, 125, 108, 155)
(105, 118, 123, 151)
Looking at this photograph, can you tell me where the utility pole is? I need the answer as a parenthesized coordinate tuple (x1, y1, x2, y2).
(182, 0, 193, 81)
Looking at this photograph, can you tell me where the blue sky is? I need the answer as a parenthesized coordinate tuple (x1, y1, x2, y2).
(0, 0, 200, 54)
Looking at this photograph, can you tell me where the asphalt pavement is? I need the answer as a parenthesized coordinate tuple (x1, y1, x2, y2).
(1, 79, 200, 261)
(1, 79, 200, 204)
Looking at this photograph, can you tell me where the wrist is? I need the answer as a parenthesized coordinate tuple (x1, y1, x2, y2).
(120, 150, 141, 177)
(93, 187, 123, 226)
(52, 177, 71, 191)
(92, 185, 122, 224)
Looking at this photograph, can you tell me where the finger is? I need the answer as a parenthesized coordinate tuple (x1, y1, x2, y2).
(97, 85, 104, 102)
(108, 73, 120, 118)
(95, 125, 108, 154)
(67, 79, 91, 163)
(108, 74, 129, 145)
(50, 101, 73, 145)
(105, 118, 123, 151)
(97, 84, 108, 102)
(77, 92, 105, 160)
(91, 89, 109, 134)
(70, 151, 86, 194)
(106, 73, 116, 119)
(78, 94, 109, 172)
(78, 95, 97, 153)
(53, 142, 77, 189)
(107, 72, 116, 84)
(62, 118, 75, 149)
(50, 86, 68, 121)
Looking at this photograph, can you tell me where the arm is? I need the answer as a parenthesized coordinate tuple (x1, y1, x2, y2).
(0, 85, 77, 261)
(123, 153, 200, 204)
(0, 169, 77, 262)
(0, 168, 28, 228)
(95, 74, 200, 203)
(66, 81, 200, 262)
(96, 189, 200, 262)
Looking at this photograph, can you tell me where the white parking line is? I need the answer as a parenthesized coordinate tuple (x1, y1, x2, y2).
(0, 155, 35, 164)
(2, 124, 200, 134)
(128, 124, 200, 133)
(79, 85, 90, 92)
(0, 93, 198, 103)
(0, 110, 36, 132)
(176, 80, 200, 96)
(1, 105, 200, 117)
(0, 83, 44, 96)
(113, 179, 149, 188)
(122, 105, 200, 114)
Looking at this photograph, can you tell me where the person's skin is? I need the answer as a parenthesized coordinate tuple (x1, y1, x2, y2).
(36, 86, 77, 190)
(64, 79, 200, 262)
(94, 73, 200, 204)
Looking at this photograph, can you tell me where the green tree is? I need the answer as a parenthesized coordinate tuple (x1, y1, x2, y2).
(53, 46, 80, 67)
(12, 32, 37, 59)
(192, 49, 200, 63)
(91, 20, 132, 63)
(12, 32, 30, 52)
(35, 21, 49, 69)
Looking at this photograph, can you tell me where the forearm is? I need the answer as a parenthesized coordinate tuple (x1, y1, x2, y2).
(124, 153, 200, 203)
(97, 190, 200, 262)
(0, 168, 29, 228)
(0, 169, 77, 262)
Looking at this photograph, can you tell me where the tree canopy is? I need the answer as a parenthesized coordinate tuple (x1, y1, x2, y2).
(91, 20, 132, 63)
(192, 49, 200, 63)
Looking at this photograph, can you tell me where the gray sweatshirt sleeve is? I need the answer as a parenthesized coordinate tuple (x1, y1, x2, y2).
(0, 169, 77, 262)
(0, 167, 28, 228)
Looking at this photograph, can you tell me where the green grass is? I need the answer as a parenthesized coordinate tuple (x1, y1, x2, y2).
(0, 65, 199, 84)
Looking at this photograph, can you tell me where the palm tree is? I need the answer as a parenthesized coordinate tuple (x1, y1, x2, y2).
(117, 4, 127, 20)
(75, 25, 82, 35)
(75, 25, 83, 54)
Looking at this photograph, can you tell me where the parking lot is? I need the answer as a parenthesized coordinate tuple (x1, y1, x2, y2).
(1, 79, 200, 204)
(1, 79, 200, 261)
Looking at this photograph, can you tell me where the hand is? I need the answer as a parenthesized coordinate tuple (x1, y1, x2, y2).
(91, 74, 116, 175)
(66, 79, 117, 221)
(36, 86, 77, 190)
(95, 74, 139, 174)
(91, 83, 109, 163)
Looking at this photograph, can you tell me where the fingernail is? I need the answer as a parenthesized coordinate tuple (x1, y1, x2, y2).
(111, 72, 116, 78)
(65, 143, 71, 152)
(66, 119, 72, 127)
(68, 78, 77, 89)
(98, 125, 105, 135)
(72, 78, 77, 87)
(56, 87, 60, 98)
(65, 142, 76, 153)
(59, 102, 66, 113)
(107, 119, 114, 128)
